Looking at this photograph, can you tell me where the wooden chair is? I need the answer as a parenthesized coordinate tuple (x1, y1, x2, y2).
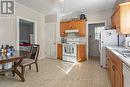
(19, 44, 40, 76)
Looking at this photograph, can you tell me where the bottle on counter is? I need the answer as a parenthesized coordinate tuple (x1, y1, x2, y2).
(1, 45, 4, 53)
(5, 45, 10, 53)
(10, 46, 15, 53)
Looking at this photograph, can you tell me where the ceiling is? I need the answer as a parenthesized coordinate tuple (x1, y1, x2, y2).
(16, 0, 117, 15)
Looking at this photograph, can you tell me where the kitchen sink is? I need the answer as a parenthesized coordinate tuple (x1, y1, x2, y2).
(114, 49, 130, 58)
(123, 54, 130, 58)
(121, 50, 130, 53)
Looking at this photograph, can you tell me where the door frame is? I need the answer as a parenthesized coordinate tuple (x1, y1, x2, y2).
(45, 23, 57, 59)
(16, 16, 37, 50)
(87, 21, 107, 59)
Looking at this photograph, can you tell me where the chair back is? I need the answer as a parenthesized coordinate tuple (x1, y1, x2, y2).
(30, 44, 40, 61)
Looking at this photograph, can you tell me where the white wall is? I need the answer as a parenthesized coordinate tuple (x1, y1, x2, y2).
(45, 14, 57, 23)
(87, 9, 113, 26)
(62, 9, 113, 26)
(0, 17, 16, 46)
(0, 3, 45, 59)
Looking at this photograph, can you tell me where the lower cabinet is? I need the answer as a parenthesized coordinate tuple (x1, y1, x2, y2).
(110, 61, 115, 87)
(77, 44, 86, 62)
(115, 68, 123, 87)
(57, 44, 62, 60)
(106, 49, 123, 87)
(57, 44, 86, 62)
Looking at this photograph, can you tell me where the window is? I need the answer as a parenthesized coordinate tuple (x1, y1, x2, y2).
(95, 26, 105, 40)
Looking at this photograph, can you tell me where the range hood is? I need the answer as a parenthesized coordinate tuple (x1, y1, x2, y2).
(65, 30, 79, 33)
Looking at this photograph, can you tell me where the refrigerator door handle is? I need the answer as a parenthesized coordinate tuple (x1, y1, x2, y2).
(99, 41, 101, 53)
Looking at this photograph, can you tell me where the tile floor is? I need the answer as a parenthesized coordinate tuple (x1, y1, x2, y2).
(0, 57, 111, 87)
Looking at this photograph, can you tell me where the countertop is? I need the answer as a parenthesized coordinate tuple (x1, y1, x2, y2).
(106, 46, 130, 67)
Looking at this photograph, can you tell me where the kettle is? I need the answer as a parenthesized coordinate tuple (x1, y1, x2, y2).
(80, 14, 86, 20)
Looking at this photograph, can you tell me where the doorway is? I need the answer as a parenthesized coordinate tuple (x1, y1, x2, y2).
(17, 16, 37, 51)
(45, 23, 56, 59)
(88, 22, 105, 59)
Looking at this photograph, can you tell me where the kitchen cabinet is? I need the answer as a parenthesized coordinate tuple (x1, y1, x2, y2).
(57, 43, 86, 62)
(111, 7, 120, 30)
(77, 44, 86, 62)
(57, 44, 62, 60)
(69, 21, 77, 29)
(110, 61, 115, 87)
(60, 22, 67, 37)
(106, 49, 123, 87)
(111, 2, 130, 34)
(106, 49, 111, 78)
(76, 20, 86, 36)
(115, 67, 123, 87)
(60, 20, 86, 37)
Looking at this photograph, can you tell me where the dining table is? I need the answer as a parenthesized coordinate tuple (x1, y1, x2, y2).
(0, 50, 31, 82)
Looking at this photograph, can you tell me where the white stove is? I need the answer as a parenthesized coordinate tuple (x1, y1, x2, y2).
(63, 38, 79, 63)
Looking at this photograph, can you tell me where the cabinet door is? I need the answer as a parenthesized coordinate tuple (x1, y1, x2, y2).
(112, 2, 130, 34)
(111, 15, 116, 28)
(115, 68, 123, 87)
(65, 22, 71, 29)
(70, 21, 77, 29)
(115, 7, 120, 32)
(57, 44, 62, 60)
(107, 58, 111, 78)
(111, 7, 120, 31)
(120, 3, 130, 34)
(106, 50, 111, 77)
(76, 20, 86, 36)
(106, 48, 123, 87)
(60, 22, 67, 37)
(77, 44, 86, 62)
(110, 61, 115, 87)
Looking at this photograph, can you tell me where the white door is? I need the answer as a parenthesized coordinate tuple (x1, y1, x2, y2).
(45, 23, 56, 59)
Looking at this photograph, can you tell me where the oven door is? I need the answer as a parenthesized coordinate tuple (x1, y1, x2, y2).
(63, 44, 77, 57)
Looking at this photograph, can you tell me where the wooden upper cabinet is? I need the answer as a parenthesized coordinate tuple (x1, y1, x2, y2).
(111, 7, 120, 31)
(69, 21, 77, 30)
(60, 22, 67, 37)
(60, 20, 86, 37)
(111, 14, 116, 28)
(111, 2, 130, 34)
(76, 20, 86, 36)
